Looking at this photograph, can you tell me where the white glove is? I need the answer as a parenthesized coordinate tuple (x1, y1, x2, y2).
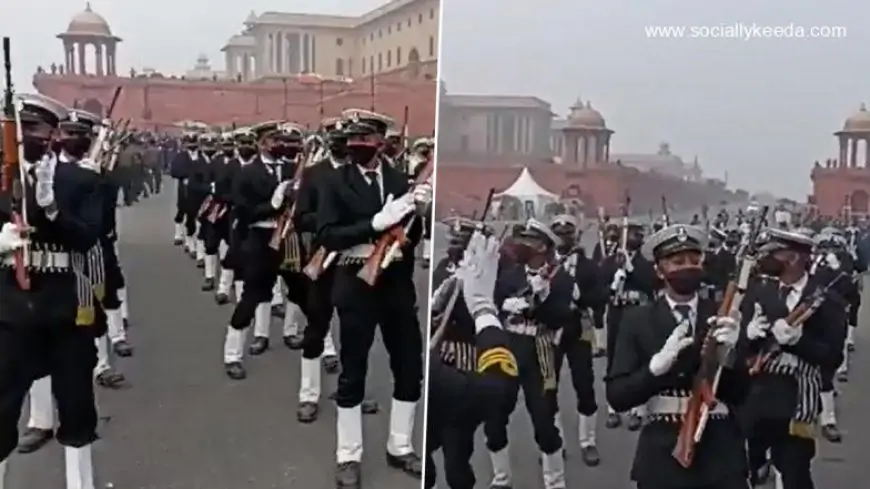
(528, 273, 550, 300)
(456, 231, 501, 317)
(412, 183, 432, 206)
(34, 158, 56, 209)
(610, 268, 627, 291)
(706, 315, 739, 347)
(622, 251, 635, 273)
(211, 182, 216, 193)
(648, 322, 694, 376)
(78, 157, 100, 173)
(502, 297, 531, 314)
(746, 303, 770, 340)
(0, 222, 26, 256)
(825, 252, 840, 270)
(371, 193, 414, 232)
(270, 181, 291, 209)
(771, 318, 802, 345)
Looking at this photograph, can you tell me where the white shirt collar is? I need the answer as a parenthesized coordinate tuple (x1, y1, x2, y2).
(239, 156, 254, 166)
(665, 292, 699, 316)
(187, 150, 199, 160)
(357, 161, 382, 179)
(261, 153, 275, 164)
(780, 272, 808, 296)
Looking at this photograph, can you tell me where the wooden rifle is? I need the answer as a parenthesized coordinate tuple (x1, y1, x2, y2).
(611, 192, 631, 297)
(1, 37, 29, 290)
(672, 206, 767, 468)
(269, 152, 306, 250)
(357, 155, 434, 286)
(661, 195, 671, 226)
(747, 271, 847, 374)
(87, 86, 122, 171)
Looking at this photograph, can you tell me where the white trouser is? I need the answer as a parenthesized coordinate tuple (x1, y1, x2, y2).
(195, 239, 205, 261)
(299, 357, 321, 403)
(65, 445, 96, 489)
(28, 376, 55, 430)
(204, 254, 217, 279)
(542, 450, 566, 489)
(336, 405, 363, 463)
(271, 280, 283, 306)
(223, 326, 247, 363)
(253, 302, 271, 339)
(173, 223, 184, 240)
(106, 309, 126, 343)
(117, 287, 129, 320)
(94, 335, 111, 375)
(387, 399, 416, 457)
(217, 269, 234, 295)
(489, 446, 512, 487)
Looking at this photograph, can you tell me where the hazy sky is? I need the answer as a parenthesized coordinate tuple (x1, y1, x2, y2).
(1, 0, 385, 90)
(440, 0, 870, 199)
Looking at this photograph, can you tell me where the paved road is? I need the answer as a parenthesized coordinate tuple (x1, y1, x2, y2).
(9, 184, 425, 489)
(429, 224, 869, 488)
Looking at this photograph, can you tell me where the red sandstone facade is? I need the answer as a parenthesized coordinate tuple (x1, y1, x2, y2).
(810, 104, 870, 219)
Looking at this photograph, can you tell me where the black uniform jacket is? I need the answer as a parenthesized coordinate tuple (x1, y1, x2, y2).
(606, 296, 750, 487)
(231, 155, 286, 230)
(742, 273, 846, 422)
(294, 158, 340, 244)
(0, 160, 102, 325)
(493, 262, 573, 328)
(315, 161, 422, 269)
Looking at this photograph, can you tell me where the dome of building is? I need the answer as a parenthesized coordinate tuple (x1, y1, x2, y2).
(566, 98, 606, 129)
(843, 103, 870, 132)
(65, 3, 112, 37)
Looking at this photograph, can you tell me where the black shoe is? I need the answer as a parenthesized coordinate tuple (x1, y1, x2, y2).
(123, 318, 131, 330)
(271, 304, 286, 319)
(421, 259, 430, 269)
(297, 402, 319, 423)
(322, 354, 340, 373)
(821, 423, 843, 442)
(837, 370, 849, 382)
(202, 277, 215, 291)
(283, 334, 303, 349)
(196, 259, 204, 269)
(215, 293, 229, 305)
(112, 340, 133, 357)
(249, 337, 269, 355)
(605, 412, 622, 429)
(491, 486, 513, 489)
(95, 369, 126, 389)
(17, 428, 54, 454)
(592, 347, 605, 358)
(225, 362, 246, 380)
(386, 452, 422, 478)
(580, 445, 601, 466)
(361, 399, 379, 414)
(847, 342, 856, 352)
(335, 461, 361, 489)
(173, 238, 183, 246)
(626, 413, 642, 431)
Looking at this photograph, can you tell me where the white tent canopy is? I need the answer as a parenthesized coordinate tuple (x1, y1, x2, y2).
(494, 167, 559, 220)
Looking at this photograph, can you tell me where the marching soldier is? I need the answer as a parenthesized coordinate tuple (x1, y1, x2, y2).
(601, 220, 657, 430)
(483, 219, 573, 489)
(200, 133, 235, 292)
(293, 117, 347, 423)
(316, 110, 431, 488)
(408, 138, 434, 269)
(0, 94, 104, 489)
(425, 224, 519, 489)
(169, 132, 199, 250)
(605, 224, 749, 489)
(743, 228, 847, 489)
(548, 214, 604, 466)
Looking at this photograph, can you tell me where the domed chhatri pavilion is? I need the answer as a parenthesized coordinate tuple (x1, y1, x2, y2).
(810, 103, 870, 218)
(56, 2, 121, 76)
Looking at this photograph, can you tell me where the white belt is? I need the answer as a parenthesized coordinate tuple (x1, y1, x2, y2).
(645, 395, 729, 416)
(251, 220, 277, 229)
(1, 251, 71, 269)
(506, 322, 539, 336)
(340, 243, 404, 260)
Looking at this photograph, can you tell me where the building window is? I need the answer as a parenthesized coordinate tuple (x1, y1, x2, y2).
(335, 58, 344, 76)
(348, 58, 353, 76)
(336, 38, 343, 46)
(430, 8, 435, 19)
(378, 53, 383, 71)
(418, 13, 423, 23)
(397, 22, 401, 32)
(387, 50, 392, 67)
(396, 47, 402, 65)
(362, 57, 366, 74)
(378, 29, 382, 38)
(387, 25, 391, 34)
(429, 36, 435, 56)
(369, 56, 374, 73)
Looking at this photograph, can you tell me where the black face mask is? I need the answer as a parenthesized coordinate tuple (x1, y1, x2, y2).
(665, 267, 704, 295)
(237, 146, 256, 160)
(446, 246, 463, 262)
(23, 140, 48, 162)
(62, 137, 91, 159)
(758, 255, 786, 276)
(626, 238, 643, 251)
(202, 149, 217, 157)
(419, 149, 431, 159)
(347, 144, 378, 167)
(185, 144, 198, 152)
(222, 148, 234, 157)
(383, 144, 399, 157)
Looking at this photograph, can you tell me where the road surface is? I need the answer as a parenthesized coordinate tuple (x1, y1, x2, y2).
(9, 184, 425, 489)
(429, 223, 869, 488)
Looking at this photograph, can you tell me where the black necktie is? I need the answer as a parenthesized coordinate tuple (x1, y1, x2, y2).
(779, 285, 793, 302)
(365, 170, 381, 204)
(674, 304, 693, 333)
